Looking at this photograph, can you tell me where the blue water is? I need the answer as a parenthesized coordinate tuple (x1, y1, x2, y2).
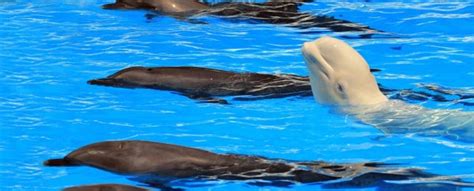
(1, 1, 473, 190)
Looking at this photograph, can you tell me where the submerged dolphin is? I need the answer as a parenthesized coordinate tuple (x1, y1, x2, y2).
(44, 140, 471, 190)
(302, 36, 474, 142)
(102, 0, 381, 36)
(88, 66, 311, 104)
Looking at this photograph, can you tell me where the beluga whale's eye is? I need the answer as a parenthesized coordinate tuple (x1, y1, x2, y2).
(337, 83, 344, 93)
(336, 82, 347, 98)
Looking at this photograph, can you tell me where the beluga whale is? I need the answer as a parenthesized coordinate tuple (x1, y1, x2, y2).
(102, 0, 383, 37)
(302, 36, 474, 142)
(44, 140, 472, 190)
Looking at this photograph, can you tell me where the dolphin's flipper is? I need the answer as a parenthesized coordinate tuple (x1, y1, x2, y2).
(182, 93, 229, 104)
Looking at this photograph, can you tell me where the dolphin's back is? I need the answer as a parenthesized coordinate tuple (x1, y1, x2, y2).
(88, 66, 311, 97)
(146, 0, 208, 14)
(68, 141, 242, 176)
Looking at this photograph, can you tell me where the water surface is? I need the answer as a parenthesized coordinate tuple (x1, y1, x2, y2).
(1, 1, 473, 190)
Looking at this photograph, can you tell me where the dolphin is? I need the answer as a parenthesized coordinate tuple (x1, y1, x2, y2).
(301, 36, 474, 142)
(102, 0, 381, 36)
(88, 66, 312, 104)
(44, 140, 471, 190)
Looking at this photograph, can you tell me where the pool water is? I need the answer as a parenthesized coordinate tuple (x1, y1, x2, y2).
(1, 1, 473, 190)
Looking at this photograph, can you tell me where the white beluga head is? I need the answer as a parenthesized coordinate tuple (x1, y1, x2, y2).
(302, 36, 388, 106)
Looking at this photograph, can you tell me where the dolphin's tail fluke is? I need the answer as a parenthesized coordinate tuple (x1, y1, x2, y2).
(44, 158, 79, 166)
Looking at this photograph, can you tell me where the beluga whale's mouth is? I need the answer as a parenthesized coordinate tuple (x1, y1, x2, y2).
(301, 36, 388, 106)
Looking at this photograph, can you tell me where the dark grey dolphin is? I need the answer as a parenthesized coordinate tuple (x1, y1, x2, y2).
(63, 184, 149, 191)
(44, 140, 472, 190)
(87, 66, 312, 104)
(102, 0, 381, 36)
